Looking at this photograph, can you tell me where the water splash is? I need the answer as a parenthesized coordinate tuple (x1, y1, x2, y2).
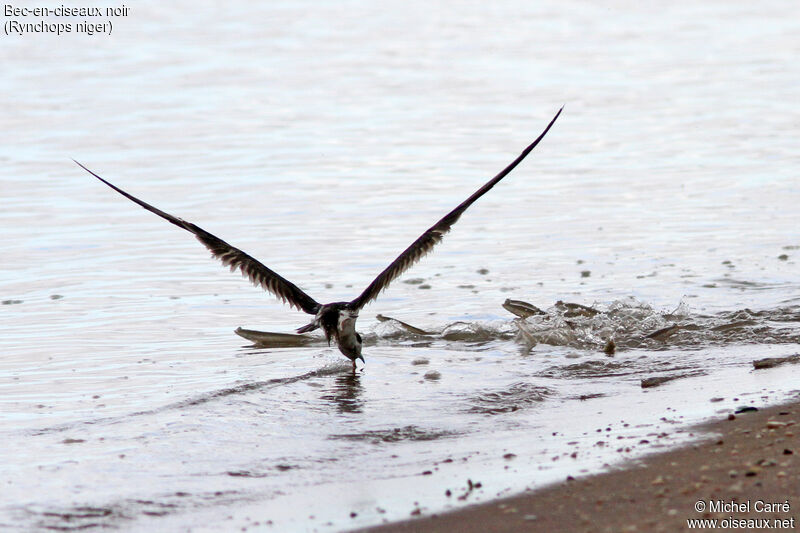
(511, 298, 800, 352)
(236, 298, 800, 354)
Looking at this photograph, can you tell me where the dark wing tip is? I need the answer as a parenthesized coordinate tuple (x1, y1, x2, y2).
(73, 159, 93, 173)
(73, 159, 115, 189)
(348, 106, 563, 310)
(75, 160, 322, 315)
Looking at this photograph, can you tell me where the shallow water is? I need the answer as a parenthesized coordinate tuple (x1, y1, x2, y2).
(2, 0, 799, 531)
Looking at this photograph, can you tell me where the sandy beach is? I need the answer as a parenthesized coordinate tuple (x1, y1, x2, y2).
(364, 398, 799, 532)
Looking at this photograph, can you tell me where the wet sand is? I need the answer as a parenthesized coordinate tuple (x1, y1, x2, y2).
(363, 399, 799, 532)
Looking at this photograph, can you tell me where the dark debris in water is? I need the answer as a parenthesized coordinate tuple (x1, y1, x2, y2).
(640, 370, 707, 388)
(24, 491, 243, 530)
(456, 478, 483, 500)
(42, 506, 114, 519)
(538, 359, 636, 379)
(28, 505, 125, 531)
(227, 470, 270, 478)
(539, 358, 706, 383)
(753, 354, 800, 370)
(567, 392, 607, 401)
(467, 382, 552, 414)
(329, 425, 457, 444)
(132, 499, 178, 517)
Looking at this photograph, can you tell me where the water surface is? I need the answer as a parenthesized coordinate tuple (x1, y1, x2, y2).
(1, 1, 799, 531)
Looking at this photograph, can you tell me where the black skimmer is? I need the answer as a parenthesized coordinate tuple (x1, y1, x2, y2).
(75, 108, 561, 370)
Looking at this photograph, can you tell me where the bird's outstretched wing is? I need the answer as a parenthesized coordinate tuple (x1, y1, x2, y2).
(74, 161, 321, 315)
(348, 107, 562, 311)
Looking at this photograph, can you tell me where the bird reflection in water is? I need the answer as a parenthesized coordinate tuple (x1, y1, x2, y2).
(321, 371, 364, 414)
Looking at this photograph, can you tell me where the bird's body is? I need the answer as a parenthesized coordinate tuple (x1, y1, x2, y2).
(297, 302, 362, 364)
(75, 108, 561, 370)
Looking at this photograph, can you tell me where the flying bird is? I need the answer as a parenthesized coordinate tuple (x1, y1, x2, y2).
(75, 108, 561, 370)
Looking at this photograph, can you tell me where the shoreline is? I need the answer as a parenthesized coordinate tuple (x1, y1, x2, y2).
(362, 397, 799, 532)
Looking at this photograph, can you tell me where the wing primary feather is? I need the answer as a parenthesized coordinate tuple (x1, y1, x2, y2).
(348, 107, 562, 311)
(74, 160, 320, 315)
